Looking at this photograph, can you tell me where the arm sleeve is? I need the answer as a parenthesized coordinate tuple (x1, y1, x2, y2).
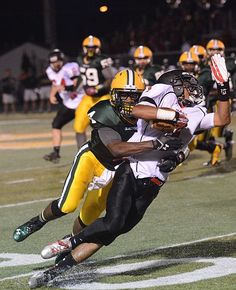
(98, 127, 122, 146)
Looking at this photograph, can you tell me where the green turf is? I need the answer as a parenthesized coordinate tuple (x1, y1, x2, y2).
(0, 112, 236, 289)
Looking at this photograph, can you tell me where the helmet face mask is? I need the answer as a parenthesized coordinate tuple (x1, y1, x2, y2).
(178, 51, 200, 74)
(110, 69, 145, 124)
(174, 74, 205, 107)
(134, 46, 153, 69)
(50, 60, 64, 72)
(111, 90, 142, 124)
(157, 70, 205, 107)
(82, 35, 101, 58)
(206, 39, 225, 57)
(49, 49, 64, 72)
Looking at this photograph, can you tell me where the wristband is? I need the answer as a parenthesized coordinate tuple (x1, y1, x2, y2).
(156, 109, 178, 121)
(217, 81, 230, 101)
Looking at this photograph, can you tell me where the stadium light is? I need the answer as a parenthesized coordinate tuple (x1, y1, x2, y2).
(99, 5, 108, 13)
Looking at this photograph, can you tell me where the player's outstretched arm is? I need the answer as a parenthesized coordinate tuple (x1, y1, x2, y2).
(210, 54, 231, 126)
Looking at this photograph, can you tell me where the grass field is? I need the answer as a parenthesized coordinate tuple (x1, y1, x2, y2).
(0, 112, 236, 290)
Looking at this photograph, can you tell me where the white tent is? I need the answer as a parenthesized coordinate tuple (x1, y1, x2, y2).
(0, 42, 50, 78)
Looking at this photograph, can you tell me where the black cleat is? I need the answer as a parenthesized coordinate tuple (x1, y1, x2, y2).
(43, 151, 60, 163)
(13, 216, 46, 242)
(55, 234, 72, 265)
(28, 268, 58, 289)
(29, 262, 74, 288)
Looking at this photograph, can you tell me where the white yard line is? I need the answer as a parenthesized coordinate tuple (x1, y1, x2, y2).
(0, 271, 36, 281)
(0, 232, 235, 283)
(5, 178, 35, 184)
(0, 119, 42, 125)
(0, 198, 54, 209)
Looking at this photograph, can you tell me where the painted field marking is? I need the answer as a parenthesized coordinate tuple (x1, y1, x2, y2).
(0, 119, 43, 125)
(0, 198, 54, 209)
(5, 178, 35, 184)
(0, 131, 76, 149)
(0, 132, 74, 141)
(0, 140, 75, 149)
(64, 257, 236, 289)
(0, 232, 235, 284)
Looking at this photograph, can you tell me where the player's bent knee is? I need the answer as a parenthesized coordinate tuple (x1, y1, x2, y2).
(104, 216, 126, 234)
(51, 200, 67, 217)
(60, 204, 77, 214)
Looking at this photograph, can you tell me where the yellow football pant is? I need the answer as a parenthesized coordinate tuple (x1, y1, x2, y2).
(74, 94, 111, 133)
(80, 180, 113, 225)
(58, 143, 107, 216)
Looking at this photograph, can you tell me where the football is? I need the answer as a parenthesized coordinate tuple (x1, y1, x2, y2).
(150, 118, 188, 133)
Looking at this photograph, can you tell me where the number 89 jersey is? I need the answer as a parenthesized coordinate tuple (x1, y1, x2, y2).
(77, 54, 113, 97)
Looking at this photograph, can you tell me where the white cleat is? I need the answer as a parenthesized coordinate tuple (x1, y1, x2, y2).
(41, 237, 72, 259)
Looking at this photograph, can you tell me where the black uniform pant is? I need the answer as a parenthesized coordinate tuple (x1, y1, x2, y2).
(52, 104, 75, 129)
(71, 161, 164, 247)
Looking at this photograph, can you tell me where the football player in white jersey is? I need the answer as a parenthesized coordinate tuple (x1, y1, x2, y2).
(43, 49, 84, 163)
(28, 55, 231, 288)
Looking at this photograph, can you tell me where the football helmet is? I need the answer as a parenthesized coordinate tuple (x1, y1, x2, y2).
(134, 46, 153, 68)
(48, 49, 65, 72)
(82, 35, 101, 58)
(206, 39, 225, 56)
(157, 69, 205, 107)
(189, 45, 207, 61)
(178, 51, 200, 74)
(110, 69, 145, 124)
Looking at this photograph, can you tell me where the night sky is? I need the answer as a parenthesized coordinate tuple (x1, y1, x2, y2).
(0, 0, 235, 56)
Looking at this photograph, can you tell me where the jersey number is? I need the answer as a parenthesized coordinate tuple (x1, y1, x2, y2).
(80, 68, 99, 86)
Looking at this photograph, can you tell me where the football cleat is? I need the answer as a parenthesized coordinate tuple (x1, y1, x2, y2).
(28, 265, 65, 289)
(28, 271, 52, 289)
(43, 151, 60, 163)
(41, 237, 72, 259)
(13, 216, 46, 242)
(55, 234, 72, 265)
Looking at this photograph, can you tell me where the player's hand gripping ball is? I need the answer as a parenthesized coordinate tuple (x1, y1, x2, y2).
(150, 109, 188, 133)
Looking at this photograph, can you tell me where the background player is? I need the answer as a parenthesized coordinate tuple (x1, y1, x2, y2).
(43, 49, 84, 163)
(74, 35, 114, 149)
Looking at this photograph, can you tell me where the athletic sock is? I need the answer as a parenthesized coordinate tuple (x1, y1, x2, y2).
(53, 146, 60, 155)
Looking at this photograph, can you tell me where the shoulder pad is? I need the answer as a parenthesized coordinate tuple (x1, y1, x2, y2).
(88, 100, 120, 127)
(98, 55, 113, 69)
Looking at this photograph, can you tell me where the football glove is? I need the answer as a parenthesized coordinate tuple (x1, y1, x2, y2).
(152, 134, 183, 151)
(210, 54, 230, 101)
(159, 151, 186, 172)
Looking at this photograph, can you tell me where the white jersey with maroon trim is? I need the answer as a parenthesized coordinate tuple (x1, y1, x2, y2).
(46, 62, 84, 109)
(128, 83, 214, 181)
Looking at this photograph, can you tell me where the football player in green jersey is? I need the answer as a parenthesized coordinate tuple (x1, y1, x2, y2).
(133, 45, 162, 88)
(74, 35, 114, 149)
(13, 69, 180, 250)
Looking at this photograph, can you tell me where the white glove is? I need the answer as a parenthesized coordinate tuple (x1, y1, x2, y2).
(210, 54, 228, 84)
